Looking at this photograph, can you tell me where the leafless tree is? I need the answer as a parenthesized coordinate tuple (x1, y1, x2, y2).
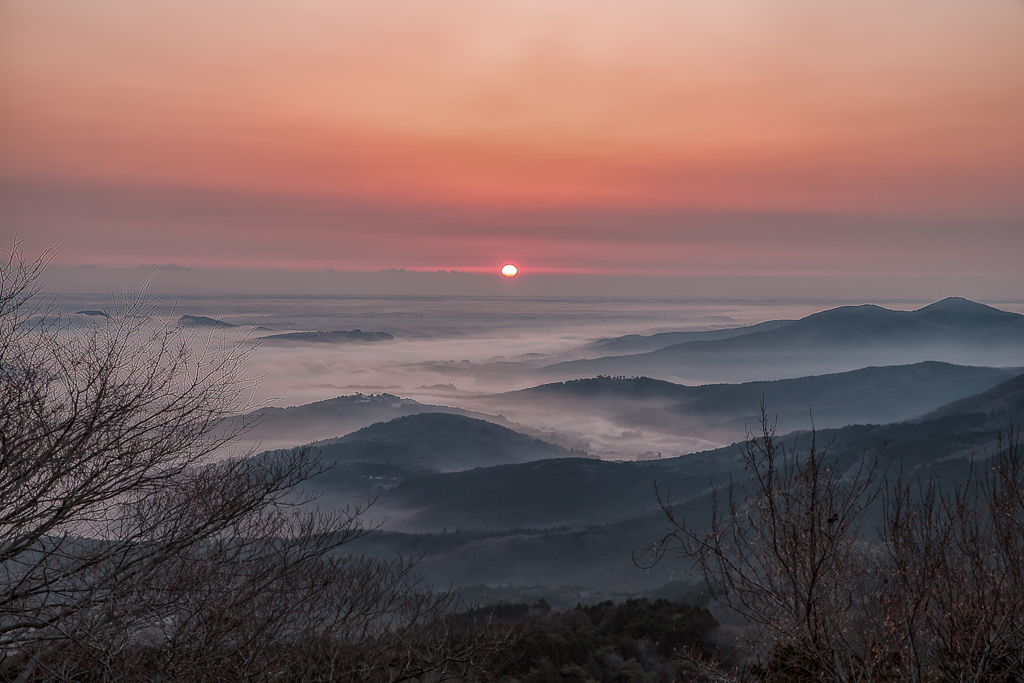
(640, 400, 1024, 683)
(0, 245, 513, 682)
(638, 402, 887, 682)
(877, 427, 1024, 683)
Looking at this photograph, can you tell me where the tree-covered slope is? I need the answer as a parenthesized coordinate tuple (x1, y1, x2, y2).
(370, 373, 1024, 533)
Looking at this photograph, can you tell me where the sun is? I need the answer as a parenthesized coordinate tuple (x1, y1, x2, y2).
(501, 264, 518, 278)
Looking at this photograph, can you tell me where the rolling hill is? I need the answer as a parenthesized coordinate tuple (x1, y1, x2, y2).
(365, 370, 1024, 533)
(587, 319, 795, 354)
(315, 412, 586, 472)
(287, 412, 592, 507)
(330, 371, 1024, 594)
(473, 362, 1022, 448)
(231, 393, 499, 452)
(544, 298, 1024, 383)
(340, 398, 1023, 592)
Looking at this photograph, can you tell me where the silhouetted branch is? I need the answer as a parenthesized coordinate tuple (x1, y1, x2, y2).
(0, 246, 512, 682)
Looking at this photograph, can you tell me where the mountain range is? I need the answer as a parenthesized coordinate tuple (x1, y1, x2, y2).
(330, 369, 1024, 591)
(587, 319, 795, 354)
(276, 366, 1024, 535)
(545, 298, 1024, 383)
(471, 361, 1022, 451)
(242, 296, 1024, 597)
(304, 412, 590, 505)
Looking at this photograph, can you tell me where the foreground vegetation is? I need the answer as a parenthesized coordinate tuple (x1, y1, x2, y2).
(0, 248, 512, 681)
(471, 597, 723, 683)
(642, 404, 1024, 682)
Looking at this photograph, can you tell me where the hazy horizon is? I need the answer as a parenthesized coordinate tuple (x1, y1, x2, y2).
(6, 0, 1024, 526)
(43, 290, 1024, 462)
(4, 1, 1024, 659)
(4, 0, 1023, 290)
(35, 264, 1024, 302)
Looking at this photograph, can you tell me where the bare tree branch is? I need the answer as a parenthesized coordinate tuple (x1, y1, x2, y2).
(0, 246, 513, 682)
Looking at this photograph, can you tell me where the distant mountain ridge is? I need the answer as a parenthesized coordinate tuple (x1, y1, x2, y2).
(500, 375, 692, 401)
(287, 370, 1024, 592)
(346, 371, 1024, 591)
(479, 362, 1023, 440)
(367, 370, 1024, 533)
(258, 329, 393, 345)
(325, 412, 587, 471)
(290, 413, 590, 504)
(546, 298, 1024, 383)
(179, 315, 272, 331)
(179, 314, 237, 328)
(739, 298, 1024, 349)
(233, 393, 493, 452)
(588, 319, 796, 354)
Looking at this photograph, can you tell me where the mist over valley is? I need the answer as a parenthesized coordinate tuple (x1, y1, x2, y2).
(11, 3, 1024, 673)
(96, 292, 1021, 604)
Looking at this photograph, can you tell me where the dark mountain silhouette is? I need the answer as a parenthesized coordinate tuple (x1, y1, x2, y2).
(234, 393, 494, 452)
(588, 319, 795, 354)
(373, 455, 713, 532)
(291, 413, 589, 505)
(545, 298, 1024, 383)
(653, 362, 1021, 433)
(912, 296, 1023, 329)
(258, 329, 393, 345)
(319, 412, 585, 472)
(179, 314, 237, 328)
(294, 374, 1024, 593)
(347, 374, 1024, 591)
(477, 362, 1022, 442)
(499, 375, 692, 402)
(914, 372, 1024, 422)
(346, 512, 683, 594)
(736, 298, 1024, 349)
(365, 371, 1024, 533)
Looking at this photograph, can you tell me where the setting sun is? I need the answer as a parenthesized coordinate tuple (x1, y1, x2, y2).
(501, 264, 518, 278)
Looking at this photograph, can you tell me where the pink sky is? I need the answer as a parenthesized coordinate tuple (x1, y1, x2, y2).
(2, 0, 1023, 286)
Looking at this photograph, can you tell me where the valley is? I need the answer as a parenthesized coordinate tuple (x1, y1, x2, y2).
(227, 297, 1024, 606)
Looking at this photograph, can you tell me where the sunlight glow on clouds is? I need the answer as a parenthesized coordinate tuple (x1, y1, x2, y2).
(1, 0, 1023, 279)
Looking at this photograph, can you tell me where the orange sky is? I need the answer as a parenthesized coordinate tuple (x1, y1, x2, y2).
(2, 0, 1023, 281)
